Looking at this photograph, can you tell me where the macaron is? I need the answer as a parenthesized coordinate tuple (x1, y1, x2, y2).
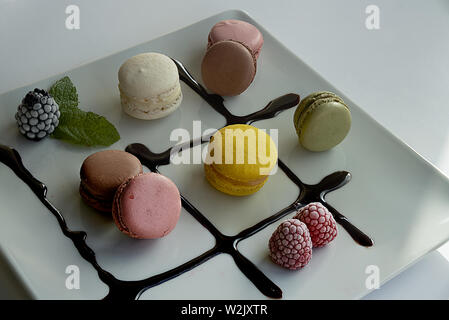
(207, 19, 264, 59)
(204, 124, 278, 196)
(118, 52, 183, 120)
(201, 40, 257, 96)
(80, 150, 143, 212)
(112, 172, 181, 239)
(293, 91, 351, 152)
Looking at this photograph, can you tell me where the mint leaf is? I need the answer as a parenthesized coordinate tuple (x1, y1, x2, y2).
(49, 76, 79, 109)
(48, 76, 121, 147)
(52, 107, 120, 147)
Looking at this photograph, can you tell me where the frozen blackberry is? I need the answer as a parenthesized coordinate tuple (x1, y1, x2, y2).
(15, 88, 61, 140)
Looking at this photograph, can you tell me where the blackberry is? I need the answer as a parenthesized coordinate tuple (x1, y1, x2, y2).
(15, 88, 61, 140)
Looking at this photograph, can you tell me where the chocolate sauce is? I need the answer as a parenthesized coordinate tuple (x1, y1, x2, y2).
(0, 59, 372, 300)
(173, 58, 299, 126)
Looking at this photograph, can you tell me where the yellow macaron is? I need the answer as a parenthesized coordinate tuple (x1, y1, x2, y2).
(204, 124, 278, 196)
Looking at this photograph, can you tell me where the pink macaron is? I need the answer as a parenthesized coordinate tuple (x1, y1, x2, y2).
(207, 19, 264, 59)
(112, 172, 181, 239)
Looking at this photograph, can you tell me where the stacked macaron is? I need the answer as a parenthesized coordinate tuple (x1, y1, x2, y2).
(118, 52, 183, 120)
(80, 150, 181, 239)
(293, 91, 352, 152)
(80, 150, 142, 212)
(207, 19, 264, 58)
(201, 20, 264, 96)
(204, 124, 278, 196)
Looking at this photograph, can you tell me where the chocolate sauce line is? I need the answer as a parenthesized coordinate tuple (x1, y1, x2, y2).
(126, 157, 284, 298)
(277, 160, 373, 247)
(106, 247, 220, 300)
(125, 89, 299, 170)
(173, 58, 300, 126)
(323, 202, 374, 247)
(180, 190, 283, 298)
(234, 204, 297, 243)
(0, 145, 120, 295)
(0, 60, 372, 301)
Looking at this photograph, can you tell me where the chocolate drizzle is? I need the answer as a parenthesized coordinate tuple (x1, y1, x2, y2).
(0, 59, 372, 300)
(173, 58, 298, 126)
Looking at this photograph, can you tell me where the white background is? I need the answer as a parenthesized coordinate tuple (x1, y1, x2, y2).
(1, 0, 449, 299)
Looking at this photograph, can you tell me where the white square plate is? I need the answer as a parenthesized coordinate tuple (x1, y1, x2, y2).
(1, 10, 449, 299)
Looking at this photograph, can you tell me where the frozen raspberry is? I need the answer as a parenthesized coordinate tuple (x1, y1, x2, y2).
(294, 202, 337, 247)
(269, 219, 312, 270)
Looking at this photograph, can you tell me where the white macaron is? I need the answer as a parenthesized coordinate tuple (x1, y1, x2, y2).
(118, 52, 182, 120)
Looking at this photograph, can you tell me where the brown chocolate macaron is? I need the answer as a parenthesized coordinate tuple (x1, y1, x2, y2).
(79, 150, 143, 213)
(201, 40, 257, 96)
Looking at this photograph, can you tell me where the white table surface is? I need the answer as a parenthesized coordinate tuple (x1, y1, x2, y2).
(1, 0, 449, 300)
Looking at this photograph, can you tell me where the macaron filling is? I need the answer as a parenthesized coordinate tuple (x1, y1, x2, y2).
(120, 84, 182, 119)
(118, 82, 182, 106)
(206, 163, 269, 187)
(79, 183, 115, 212)
(79, 182, 111, 203)
(294, 92, 347, 134)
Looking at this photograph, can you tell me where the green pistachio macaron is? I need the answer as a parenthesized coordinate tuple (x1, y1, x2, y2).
(293, 91, 351, 152)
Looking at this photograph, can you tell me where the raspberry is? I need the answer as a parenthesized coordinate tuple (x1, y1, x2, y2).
(294, 202, 337, 247)
(269, 219, 312, 270)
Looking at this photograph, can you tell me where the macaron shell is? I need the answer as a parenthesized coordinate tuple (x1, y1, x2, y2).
(120, 88, 182, 120)
(118, 52, 180, 100)
(207, 19, 264, 58)
(204, 124, 277, 196)
(201, 40, 256, 96)
(205, 124, 277, 181)
(79, 183, 114, 213)
(118, 52, 183, 120)
(80, 150, 143, 207)
(293, 91, 345, 133)
(299, 100, 352, 152)
(112, 173, 181, 239)
(204, 163, 268, 196)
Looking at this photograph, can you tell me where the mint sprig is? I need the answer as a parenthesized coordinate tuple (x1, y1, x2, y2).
(52, 108, 120, 147)
(49, 76, 79, 109)
(49, 76, 120, 147)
